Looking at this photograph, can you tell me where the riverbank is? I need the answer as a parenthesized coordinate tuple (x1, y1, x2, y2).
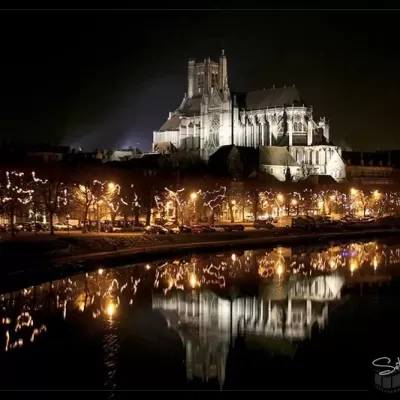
(1, 226, 400, 289)
(52, 227, 400, 267)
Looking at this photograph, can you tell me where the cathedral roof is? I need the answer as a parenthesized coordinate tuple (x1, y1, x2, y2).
(258, 146, 299, 166)
(275, 135, 307, 146)
(158, 115, 181, 131)
(312, 133, 334, 146)
(153, 141, 178, 153)
(235, 86, 306, 110)
(177, 96, 202, 116)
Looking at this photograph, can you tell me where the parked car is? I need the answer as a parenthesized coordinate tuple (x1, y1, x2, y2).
(144, 225, 169, 235)
(164, 222, 180, 234)
(209, 225, 225, 232)
(218, 225, 232, 232)
(53, 222, 69, 231)
(253, 220, 274, 230)
(230, 224, 245, 232)
(191, 225, 213, 233)
(179, 225, 192, 233)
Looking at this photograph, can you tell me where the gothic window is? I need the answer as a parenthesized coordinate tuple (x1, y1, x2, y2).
(316, 150, 319, 164)
(293, 122, 298, 131)
(298, 122, 304, 132)
(197, 73, 204, 88)
(278, 120, 284, 133)
(211, 73, 218, 87)
(208, 113, 220, 149)
(309, 151, 313, 164)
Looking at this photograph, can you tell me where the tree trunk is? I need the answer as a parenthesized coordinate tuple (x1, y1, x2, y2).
(10, 210, 15, 237)
(134, 206, 139, 224)
(228, 202, 235, 223)
(209, 209, 215, 225)
(252, 197, 258, 220)
(49, 210, 55, 235)
(175, 199, 179, 224)
(97, 205, 101, 233)
(145, 208, 151, 226)
(82, 207, 89, 233)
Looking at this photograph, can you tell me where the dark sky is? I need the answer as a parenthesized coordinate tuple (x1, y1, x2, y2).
(0, 10, 399, 152)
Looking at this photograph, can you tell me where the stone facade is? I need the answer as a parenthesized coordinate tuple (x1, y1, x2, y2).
(153, 50, 346, 182)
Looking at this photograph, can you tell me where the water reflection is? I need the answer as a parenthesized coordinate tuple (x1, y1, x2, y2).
(0, 240, 398, 390)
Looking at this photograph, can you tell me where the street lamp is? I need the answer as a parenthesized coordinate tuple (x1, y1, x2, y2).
(190, 192, 197, 200)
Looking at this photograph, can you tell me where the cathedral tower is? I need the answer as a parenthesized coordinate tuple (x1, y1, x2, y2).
(187, 51, 228, 99)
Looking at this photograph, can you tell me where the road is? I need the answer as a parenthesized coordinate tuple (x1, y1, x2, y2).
(0, 226, 260, 238)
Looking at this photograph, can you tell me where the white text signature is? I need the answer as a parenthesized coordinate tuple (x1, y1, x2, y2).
(372, 357, 400, 376)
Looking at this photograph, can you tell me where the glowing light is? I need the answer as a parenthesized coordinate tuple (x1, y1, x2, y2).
(277, 194, 284, 202)
(108, 182, 115, 190)
(145, 264, 151, 270)
(373, 256, 378, 270)
(106, 303, 116, 317)
(231, 253, 236, 262)
(291, 199, 297, 206)
(276, 263, 284, 276)
(98, 269, 104, 275)
(190, 192, 197, 200)
(189, 273, 198, 288)
(350, 260, 358, 274)
(350, 188, 357, 195)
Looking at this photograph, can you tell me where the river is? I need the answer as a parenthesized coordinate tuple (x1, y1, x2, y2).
(1, 239, 400, 392)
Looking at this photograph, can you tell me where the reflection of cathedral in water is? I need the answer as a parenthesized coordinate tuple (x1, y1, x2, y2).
(152, 274, 344, 388)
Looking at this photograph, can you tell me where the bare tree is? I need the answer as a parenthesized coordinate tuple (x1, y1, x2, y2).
(201, 184, 226, 224)
(32, 166, 69, 235)
(119, 181, 141, 226)
(0, 170, 33, 236)
(72, 178, 117, 233)
(246, 186, 261, 220)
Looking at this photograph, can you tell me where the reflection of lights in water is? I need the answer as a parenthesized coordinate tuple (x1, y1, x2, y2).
(189, 273, 198, 288)
(350, 260, 358, 274)
(106, 303, 116, 317)
(2, 238, 400, 358)
(276, 263, 284, 276)
(5, 330, 9, 352)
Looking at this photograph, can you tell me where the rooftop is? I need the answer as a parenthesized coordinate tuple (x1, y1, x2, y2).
(234, 86, 306, 110)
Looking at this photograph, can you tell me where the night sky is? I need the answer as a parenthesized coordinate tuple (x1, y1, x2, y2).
(0, 11, 398, 152)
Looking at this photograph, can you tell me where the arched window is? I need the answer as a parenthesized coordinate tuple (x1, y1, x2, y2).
(293, 122, 298, 131)
(316, 150, 320, 164)
(309, 151, 313, 164)
(298, 122, 303, 132)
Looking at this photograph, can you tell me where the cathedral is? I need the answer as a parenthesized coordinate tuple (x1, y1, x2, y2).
(153, 50, 346, 182)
